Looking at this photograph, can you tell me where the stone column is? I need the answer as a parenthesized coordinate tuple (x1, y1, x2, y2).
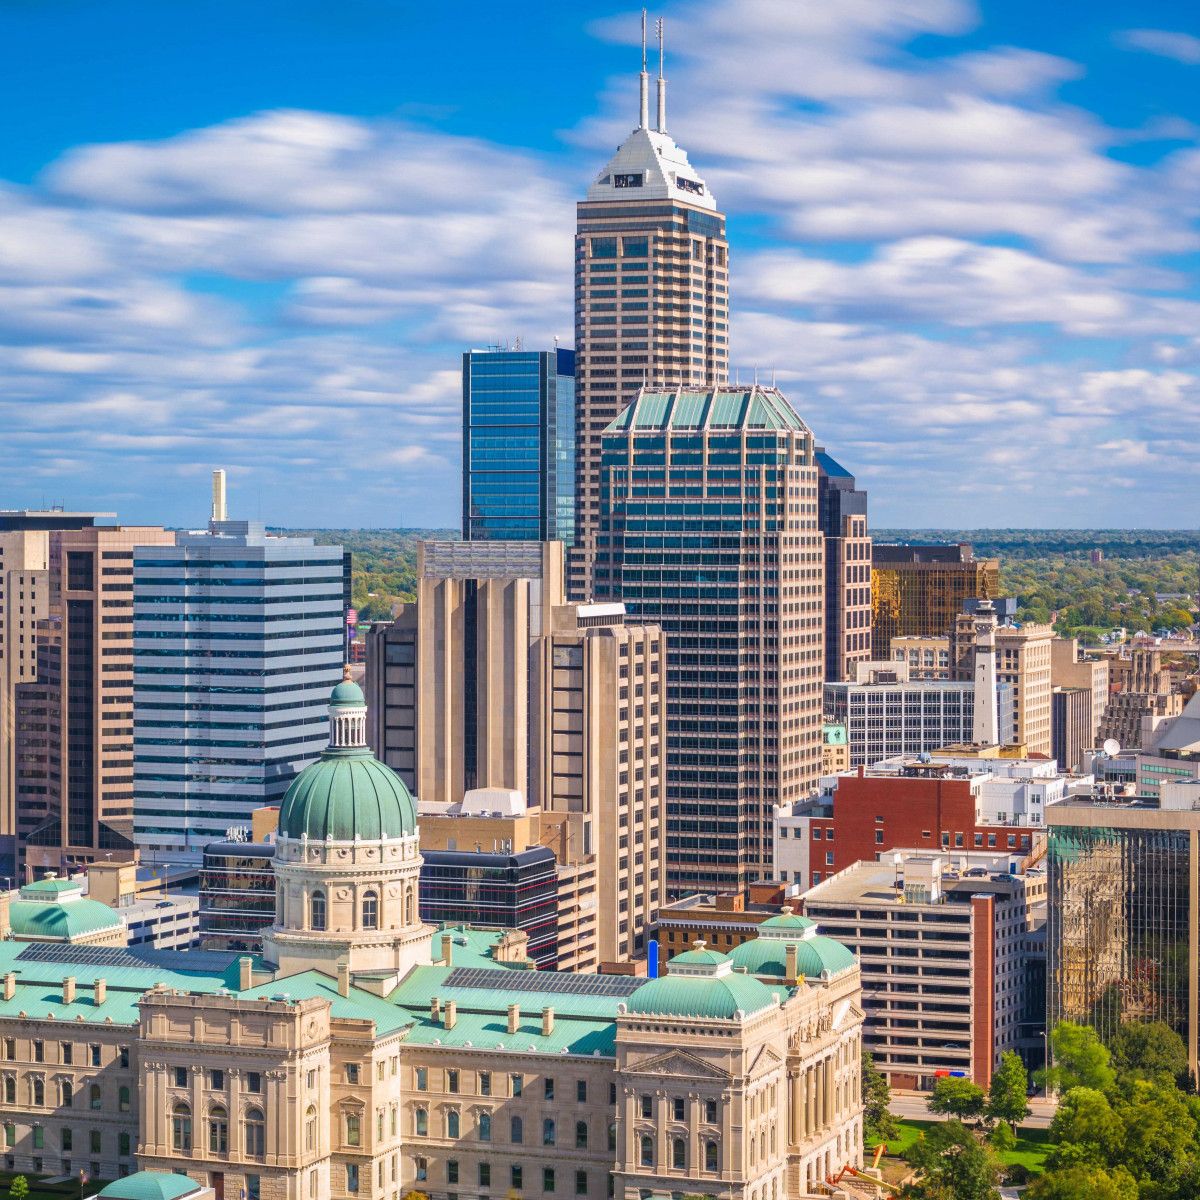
(806, 1068, 816, 1135)
(788, 1072, 800, 1145)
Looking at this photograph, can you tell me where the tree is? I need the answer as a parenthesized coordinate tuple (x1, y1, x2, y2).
(8, 1178, 28, 1200)
(1043, 1021, 1116, 1094)
(987, 1121, 1015, 1152)
(1112, 1076, 1200, 1186)
(1026, 1165, 1137, 1200)
(1110, 1021, 1189, 1085)
(1045, 1087, 1124, 1172)
(862, 1051, 899, 1141)
(902, 1119, 1003, 1200)
(986, 1051, 1030, 1130)
(927, 1076, 986, 1122)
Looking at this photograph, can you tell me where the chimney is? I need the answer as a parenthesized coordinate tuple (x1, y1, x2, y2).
(431, 997, 441, 1022)
(541, 1006, 554, 1036)
(62, 976, 76, 1004)
(444, 1000, 457, 1030)
(507, 1003, 520, 1035)
(94, 978, 107, 1006)
(211, 469, 227, 522)
(440, 933, 454, 966)
(2, 973, 14, 1001)
(785, 944, 799, 986)
(337, 960, 351, 999)
(238, 956, 253, 991)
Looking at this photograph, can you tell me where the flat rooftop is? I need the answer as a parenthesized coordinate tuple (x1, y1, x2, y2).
(803, 851, 1033, 908)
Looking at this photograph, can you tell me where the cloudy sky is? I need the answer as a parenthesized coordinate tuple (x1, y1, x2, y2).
(2, 0, 1199, 529)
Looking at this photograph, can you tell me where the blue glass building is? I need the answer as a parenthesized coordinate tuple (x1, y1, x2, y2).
(461, 348, 575, 545)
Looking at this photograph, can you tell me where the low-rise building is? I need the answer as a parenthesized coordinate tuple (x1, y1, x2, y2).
(652, 884, 795, 962)
(821, 723, 850, 775)
(801, 849, 1045, 1090)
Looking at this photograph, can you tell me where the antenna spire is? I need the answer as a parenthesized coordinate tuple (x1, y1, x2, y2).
(639, 10, 650, 129)
(656, 16, 667, 132)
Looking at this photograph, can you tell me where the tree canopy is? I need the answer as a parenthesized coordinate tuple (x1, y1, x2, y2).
(902, 1119, 1003, 1200)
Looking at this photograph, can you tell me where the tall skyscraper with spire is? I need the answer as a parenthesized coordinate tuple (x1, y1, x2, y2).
(571, 15, 730, 595)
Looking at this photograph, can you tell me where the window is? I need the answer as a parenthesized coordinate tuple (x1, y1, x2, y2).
(576, 1079, 587, 1104)
(414, 1158, 427, 1182)
(705, 1099, 718, 1124)
(172, 1103, 192, 1152)
(479, 1070, 491, 1096)
(447, 1161, 459, 1184)
(3, 1126, 12, 1148)
(60, 1042, 73, 1065)
(544, 1076, 555, 1100)
(32, 1127, 43, 1149)
(511, 1073, 523, 1096)
(576, 1170, 588, 1195)
(446, 1110, 460, 1138)
(705, 1140, 719, 1172)
(119, 1132, 131, 1158)
(90, 1044, 101, 1067)
(511, 1165, 523, 1190)
(64, 1129, 75, 1152)
(640, 1094, 652, 1119)
(174, 1066, 187, 1088)
(608, 1122, 617, 1152)
(345, 1112, 361, 1147)
(478, 1163, 491, 1188)
(479, 1112, 492, 1142)
(414, 1108, 428, 1137)
(32, 1040, 43, 1063)
(672, 1097, 685, 1121)
(543, 1118, 556, 1146)
(119, 1086, 130, 1112)
(345, 1164, 359, 1194)
(31, 1078, 44, 1106)
(245, 1109, 265, 1157)
(1, 1040, 11, 1060)
(345, 1063, 359, 1085)
(415, 1067, 427, 1091)
(673, 1137, 686, 1169)
(90, 1084, 102, 1110)
(576, 1120, 588, 1149)
(209, 1069, 224, 1090)
(60, 1080, 73, 1108)
(246, 1071, 261, 1094)
(310, 890, 326, 931)
(2, 1079, 12, 1104)
(447, 1068, 459, 1094)
(209, 1105, 229, 1153)
(305, 1105, 318, 1150)
(510, 1115, 523, 1144)
(640, 1134, 654, 1167)
(245, 1174, 260, 1200)
(361, 890, 378, 930)
(90, 1130, 102, 1154)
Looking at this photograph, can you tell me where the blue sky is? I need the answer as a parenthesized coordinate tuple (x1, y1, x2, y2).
(1, 0, 1198, 528)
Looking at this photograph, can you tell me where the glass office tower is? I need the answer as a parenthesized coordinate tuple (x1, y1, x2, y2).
(461, 348, 575, 545)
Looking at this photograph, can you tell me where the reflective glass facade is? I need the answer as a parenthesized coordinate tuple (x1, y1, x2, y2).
(462, 348, 575, 545)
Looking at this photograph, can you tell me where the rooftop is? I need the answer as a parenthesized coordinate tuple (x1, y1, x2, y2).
(607, 386, 811, 435)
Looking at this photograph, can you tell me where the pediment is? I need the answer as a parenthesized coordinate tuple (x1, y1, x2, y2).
(628, 1048, 730, 1081)
(747, 1042, 784, 1077)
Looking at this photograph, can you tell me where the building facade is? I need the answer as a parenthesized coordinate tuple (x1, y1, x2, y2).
(132, 504, 345, 863)
(1051, 637, 1109, 753)
(572, 54, 729, 595)
(1100, 647, 1184, 751)
(461, 347, 576, 545)
(816, 452, 871, 683)
(596, 385, 825, 894)
(199, 841, 278, 953)
(1052, 687, 1093, 775)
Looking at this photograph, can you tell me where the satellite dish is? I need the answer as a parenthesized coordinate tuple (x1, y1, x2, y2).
(1103, 738, 1121, 758)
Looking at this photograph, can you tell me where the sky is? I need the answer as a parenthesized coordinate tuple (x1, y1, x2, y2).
(1, 0, 1199, 529)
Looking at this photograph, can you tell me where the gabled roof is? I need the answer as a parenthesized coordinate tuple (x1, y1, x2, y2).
(606, 386, 811, 434)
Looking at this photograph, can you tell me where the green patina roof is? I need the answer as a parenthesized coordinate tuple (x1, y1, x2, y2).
(606, 386, 810, 435)
(727, 935, 850, 980)
(98, 1172, 204, 1200)
(759, 910, 816, 933)
(822, 722, 849, 746)
(329, 678, 365, 709)
(9, 897, 123, 941)
(626, 971, 776, 1020)
(278, 747, 416, 841)
(668, 946, 728, 968)
(21, 877, 82, 898)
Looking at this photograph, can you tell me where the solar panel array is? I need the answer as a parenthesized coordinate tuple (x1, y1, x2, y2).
(444, 966, 643, 998)
(17, 941, 240, 975)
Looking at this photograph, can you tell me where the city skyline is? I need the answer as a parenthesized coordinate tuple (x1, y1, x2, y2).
(2, 0, 1200, 529)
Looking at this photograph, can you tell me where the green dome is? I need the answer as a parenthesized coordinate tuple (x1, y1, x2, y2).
(8, 897, 123, 942)
(668, 946, 729, 968)
(759, 910, 815, 934)
(627, 971, 776, 1020)
(329, 678, 365, 708)
(728, 933, 857, 980)
(98, 1174, 205, 1200)
(278, 748, 416, 842)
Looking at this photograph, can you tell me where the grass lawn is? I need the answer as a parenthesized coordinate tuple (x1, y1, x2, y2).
(869, 1117, 1053, 1176)
(0, 1172, 107, 1200)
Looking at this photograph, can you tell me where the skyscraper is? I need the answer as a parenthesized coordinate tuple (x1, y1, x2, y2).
(816, 451, 872, 682)
(131, 478, 344, 862)
(596, 384, 825, 894)
(461, 347, 576, 544)
(572, 19, 729, 595)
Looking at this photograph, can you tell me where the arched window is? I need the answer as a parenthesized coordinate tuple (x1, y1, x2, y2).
(705, 1140, 719, 1172)
(172, 1102, 192, 1152)
(60, 1080, 73, 1107)
(510, 1115, 523, 1144)
(310, 890, 326, 931)
(90, 1084, 102, 1110)
(543, 1118, 556, 1146)
(245, 1108, 265, 1157)
(345, 1112, 361, 1147)
(608, 1122, 617, 1152)
(362, 890, 378, 930)
(2, 1078, 13, 1104)
(640, 1134, 654, 1167)
(118, 1086, 130, 1112)
(209, 1104, 229, 1153)
(575, 1120, 588, 1149)
(673, 1137, 686, 1169)
(31, 1078, 44, 1106)
(478, 1112, 492, 1142)
(446, 1110, 460, 1138)
(305, 1105, 318, 1151)
(405, 889, 415, 926)
(414, 1108, 428, 1137)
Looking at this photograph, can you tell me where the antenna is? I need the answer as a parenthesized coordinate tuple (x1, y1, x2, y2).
(639, 10, 650, 129)
(656, 16, 667, 132)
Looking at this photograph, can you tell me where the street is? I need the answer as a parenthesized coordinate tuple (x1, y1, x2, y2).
(889, 1089, 1057, 1129)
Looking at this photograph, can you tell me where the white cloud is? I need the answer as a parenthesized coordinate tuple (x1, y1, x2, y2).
(1116, 29, 1200, 66)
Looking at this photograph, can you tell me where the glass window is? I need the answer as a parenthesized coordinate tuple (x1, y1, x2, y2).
(543, 1167, 556, 1192)
(575, 1120, 588, 1149)
(245, 1110, 265, 1157)
(544, 1076, 554, 1100)
(172, 1103, 192, 1152)
(345, 1164, 359, 1194)
(209, 1069, 224, 1090)
(511, 1165, 523, 1190)
(246, 1071, 261, 1094)
(479, 1112, 492, 1142)
(673, 1137, 686, 1169)
(576, 1170, 588, 1195)
(173, 1066, 187, 1088)
(672, 1097, 685, 1121)
(446, 1110, 460, 1138)
(90, 1085, 102, 1110)
(119, 1086, 130, 1112)
(640, 1134, 653, 1167)
(511, 1073, 523, 1096)
(543, 1118, 556, 1146)
(511, 1115, 523, 1144)
(705, 1140, 719, 1171)
(361, 891, 378, 930)
(345, 1113, 361, 1147)
(209, 1105, 229, 1153)
(447, 1068, 459, 1094)
(414, 1108, 427, 1137)
(479, 1071, 491, 1096)
(415, 1067, 427, 1091)
(305, 1105, 318, 1150)
(310, 890, 326, 931)
(640, 1094, 652, 1119)
(576, 1079, 587, 1103)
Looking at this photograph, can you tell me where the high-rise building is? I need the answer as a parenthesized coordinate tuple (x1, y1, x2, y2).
(816, 451, 871, 682)
(131, 481, 344, 863)
(461, 347, 576, 544)
(1100, 646, 1184, 751)
(572, 31, 729, 595)
(1052, 686, 1093, 774)
(871, 542, 1000, 649)
(1051, 637, 1109, 753)
(596, 385, 824, 894)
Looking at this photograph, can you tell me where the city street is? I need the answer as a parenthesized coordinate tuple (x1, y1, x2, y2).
(890, 1090, 1057, 1129)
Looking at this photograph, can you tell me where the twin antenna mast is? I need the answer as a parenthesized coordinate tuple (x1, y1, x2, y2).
(639, 10, 667, 133)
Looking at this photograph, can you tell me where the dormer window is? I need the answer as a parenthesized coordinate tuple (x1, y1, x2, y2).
(614, 173, 643, 188)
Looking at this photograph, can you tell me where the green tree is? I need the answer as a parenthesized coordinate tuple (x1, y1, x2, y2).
(1026, 1165, 1137, 1200)
(902, 1120, 1002, 1200)
(987, 1121, 1015, 1152)
(1045, 1087, 1124, 1171)
(1110, 1021, 1189, 1084)
(862, 1051, 899, 1141)
(1043, 1021, 1116, 1094)
(1112, 1076, 1200, 1186)
(8, 1178, 28, 1200)
(927, 1076, 986, 1122)
(986, 1051, 1030, 1130)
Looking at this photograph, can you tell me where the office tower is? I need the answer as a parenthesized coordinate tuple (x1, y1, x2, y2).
(1047, 783, 1200, 1080)
(816, 451, 871, 682)
(596, 385, 824, 894)
(19, 522, 175, 876)
(804, 848, 1044, 1088)
(1052, 687, 1093, 773)
(462, 347, 576, 544)
(871, 542, 1000, 648)
(199, 839, 278, 953)
(1100, 646, 1183, 750)
(1051, 637, 1108, 752)
(131, 482, 344, 863)
(572, 25, 729, 595)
